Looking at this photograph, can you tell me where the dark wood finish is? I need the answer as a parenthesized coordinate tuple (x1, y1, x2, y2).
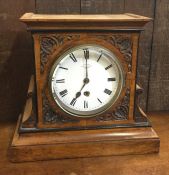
(124, 0, 155, 111)
(36, 0, 81, 14)
(148, 0, 169, 111)
(81, 0, 125, 14)
(0, 0, 35, 122)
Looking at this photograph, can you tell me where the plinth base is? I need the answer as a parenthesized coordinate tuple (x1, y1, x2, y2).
(8, 116, 160, 162)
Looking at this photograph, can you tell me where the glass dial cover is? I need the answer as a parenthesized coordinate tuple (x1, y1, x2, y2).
(49, 45, 124, 117)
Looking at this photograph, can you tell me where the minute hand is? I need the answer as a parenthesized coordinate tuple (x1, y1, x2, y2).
(84, 49, 89, 79)
(85, 56, 88, 78)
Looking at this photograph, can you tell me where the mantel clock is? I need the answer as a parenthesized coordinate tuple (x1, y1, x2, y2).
(8, 13, 159, 162)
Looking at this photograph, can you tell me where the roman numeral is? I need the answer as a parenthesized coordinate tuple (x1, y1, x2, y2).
(108, 78, 116, 81)
(56, 79, 65, 83)
(69, 53, 77, 62)
(83, 49, 89, 59)
(97, 53, 102, 62)
(84, 101, 88, 108)
(97, 98, 102, 104)
(59, 89, 68, 97)
(59, 66, 68, 70)
(70, 98, 77, 106)
(105, 64, 113, 70)
(104, 88, 112, 95)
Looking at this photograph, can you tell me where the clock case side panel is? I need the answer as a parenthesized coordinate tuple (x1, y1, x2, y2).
(32, 34, 43, 125)
(30, 31, 149, 131)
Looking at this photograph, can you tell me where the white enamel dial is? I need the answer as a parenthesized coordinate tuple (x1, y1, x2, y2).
(49, 45, 124, 117)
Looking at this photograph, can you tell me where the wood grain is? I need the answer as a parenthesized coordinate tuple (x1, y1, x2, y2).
(0, 0, 169, 127)
(0, 0, 168, 123)
(36, 0, 81, 14)
(20, 13, 151, 31)
(0, 0, 35, 122)
(0, 112, 167, 174)
(124, 0, 155, 111)
(148, 0, 169, 111)
(8, 112, 159, 162)
(9, 13, 159, 162)
(21, 13, 152, 22)
(22, 75, 34, 123)
(33, 32, 135, 129)
(81, 0, 125, 14)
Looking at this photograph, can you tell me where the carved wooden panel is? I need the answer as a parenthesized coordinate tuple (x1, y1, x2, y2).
(39, 33, 132, 127)
(42, 91, 79, 124)
(94, 34, 132, 72)
(40, 34, 80, 73)
(40, 33, 132, 74)
(95, 88, 130, 121)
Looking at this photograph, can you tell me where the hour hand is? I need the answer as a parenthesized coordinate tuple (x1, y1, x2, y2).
(70, 84, 84, 106)
(74, 82, 86, 99)
(75, 91, 81, 99)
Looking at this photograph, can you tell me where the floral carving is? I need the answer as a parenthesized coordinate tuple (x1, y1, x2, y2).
(42, 92, 78, 123)
(40, 34, 80, 73)
(96, 88, 130, 121)
(40, 34, 132, 73)
(40, 34, 131, 124)
(95, 34, 132, 71)
(113, 88, 130, 120)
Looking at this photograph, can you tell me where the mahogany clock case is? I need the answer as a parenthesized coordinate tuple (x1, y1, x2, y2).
(8, 13, 160, 162)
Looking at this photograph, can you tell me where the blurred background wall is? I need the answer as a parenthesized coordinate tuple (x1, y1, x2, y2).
(0, 0, 169, 122)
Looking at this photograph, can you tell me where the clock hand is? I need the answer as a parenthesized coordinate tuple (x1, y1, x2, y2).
(73, 49, 90, 100)
(74, 76, 89, 99)
(76, 85, 84, 98)
(85, 54, 88, 79)
(84, 49, 89, 81)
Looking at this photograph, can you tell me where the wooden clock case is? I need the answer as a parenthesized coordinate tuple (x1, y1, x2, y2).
(8, 13, 159, 162)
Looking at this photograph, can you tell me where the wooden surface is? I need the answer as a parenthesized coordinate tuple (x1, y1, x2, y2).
(0, 0, 169, 134)
(148, 0, 169, 111)
(8, 73, 159, 163)
(20, 13, 151, 31)
(20, 13, 151, 22)
(0, 112, 168, 174)
(80, 0, 155, 111)
(9, 112, 159, 162)
(36, 0, 81, 14)
(124, 0, 155, 111)
(32, 31, 137, 128)
(0, 0, 35, 122)
(81, 0, 125, 14)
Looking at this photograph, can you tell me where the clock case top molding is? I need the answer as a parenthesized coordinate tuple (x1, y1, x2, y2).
(8, 13, 159, 162)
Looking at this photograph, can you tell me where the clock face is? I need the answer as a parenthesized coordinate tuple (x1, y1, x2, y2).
(49, 44, 124, 117)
